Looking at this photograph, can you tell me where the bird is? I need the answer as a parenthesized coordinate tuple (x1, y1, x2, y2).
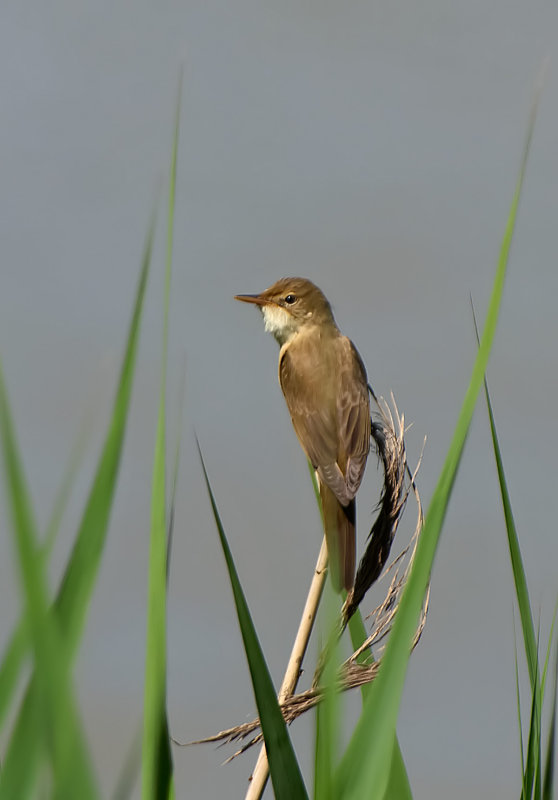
(235, 277, 371, 593)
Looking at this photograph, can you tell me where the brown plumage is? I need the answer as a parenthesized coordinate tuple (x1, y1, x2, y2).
(235, 278, 371, 592)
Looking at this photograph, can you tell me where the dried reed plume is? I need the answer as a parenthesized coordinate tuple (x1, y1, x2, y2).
(178, 391, 427, 767)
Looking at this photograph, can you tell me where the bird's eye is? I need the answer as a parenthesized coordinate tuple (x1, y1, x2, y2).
(284, 294, 297, 304)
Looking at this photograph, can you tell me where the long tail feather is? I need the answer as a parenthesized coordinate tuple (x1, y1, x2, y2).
(319, 483, 355, 592)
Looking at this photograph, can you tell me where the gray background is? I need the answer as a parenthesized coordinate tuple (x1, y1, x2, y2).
(1, 1, 557, 798)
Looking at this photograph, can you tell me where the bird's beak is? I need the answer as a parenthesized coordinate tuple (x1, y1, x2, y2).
(234, 293, 269, 306)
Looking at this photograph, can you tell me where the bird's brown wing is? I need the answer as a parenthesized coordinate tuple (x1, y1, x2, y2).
(337, 338, 371, 498)
(279, 334, 370, 506)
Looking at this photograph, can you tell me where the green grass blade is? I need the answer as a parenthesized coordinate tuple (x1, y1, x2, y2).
(472, 305, 538, 691)
(112, 726, 142, 800)
(334, 88, 540, 800)
(0, 621, 29, 739)
(0, 365, 97, 799)
(347, 610, 413, 799)
(314, 587, 342, 800)
(0, 419, 90, 737)
(43, 415, 93, 555)
(346, 610, 373, 680)
(309, 461, 341, 799)
(56, 219, 154, 645)
(197, 443, 308, 800)
(514, 624, 528, 798)
(314, 690, 333, 800)
(0, 680, 43, 799)
(0, 220, 154, 797)
(383, 741, 414, 800)
(542, 646, 558, 800)
(313, 675, 337, 800)
(166, 362, 186, 580)
(315, 470, 412, 799)
(477, 361, 541, 799)
(141, 80, 181, 800)
(523, 634, 542, 800)
(541, 599, 558, 699)
(472, 316, 556, 800)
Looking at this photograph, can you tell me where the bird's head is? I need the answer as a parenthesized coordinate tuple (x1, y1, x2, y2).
(235, 277, 336, 345)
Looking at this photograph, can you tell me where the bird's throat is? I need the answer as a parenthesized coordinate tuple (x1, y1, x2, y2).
(261, 304, 299, 346)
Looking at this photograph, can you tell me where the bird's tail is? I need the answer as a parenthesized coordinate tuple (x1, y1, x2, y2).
(319, 483, 355, 593)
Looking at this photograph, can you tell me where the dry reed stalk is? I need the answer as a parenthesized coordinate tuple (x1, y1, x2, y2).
(244, 538, 328, 799)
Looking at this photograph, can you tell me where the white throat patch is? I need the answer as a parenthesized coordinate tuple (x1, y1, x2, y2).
(261, 304, 298, 345)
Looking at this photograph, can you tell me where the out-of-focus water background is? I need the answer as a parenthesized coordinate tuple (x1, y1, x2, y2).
(0, 2, 557, 797)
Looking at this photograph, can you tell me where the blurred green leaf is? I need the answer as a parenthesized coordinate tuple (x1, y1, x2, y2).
(0, 366, 97, 799)
(514, 627, 528, 795)
(314, 585, 343, 800)
(56, 221, 154, 647)
(0, 219, 154, 798)
(542, 646, 557, 800)
(523, 632, 542, 800)
(166, 363, 186, 581)
(313, 468, 412, 800)
(474, 308, 558, 800)
(347, 610, 413, 800)
(141, 78, 181, 800)
(541, 601, 558, 700)
(198, 443, 308, 800)
(0, 419, 90, 736)
(112, 727, 142, 800)
(334, 85, 539, 800)
(472, 304, 538, 693)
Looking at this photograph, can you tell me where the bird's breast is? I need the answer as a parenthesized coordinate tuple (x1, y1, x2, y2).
(279, 329, 341, 398)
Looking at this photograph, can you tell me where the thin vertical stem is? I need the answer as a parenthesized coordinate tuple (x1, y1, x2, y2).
(245, 539, 329, 800)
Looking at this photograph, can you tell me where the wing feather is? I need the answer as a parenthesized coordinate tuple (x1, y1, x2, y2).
(279, 332, 370, 505)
